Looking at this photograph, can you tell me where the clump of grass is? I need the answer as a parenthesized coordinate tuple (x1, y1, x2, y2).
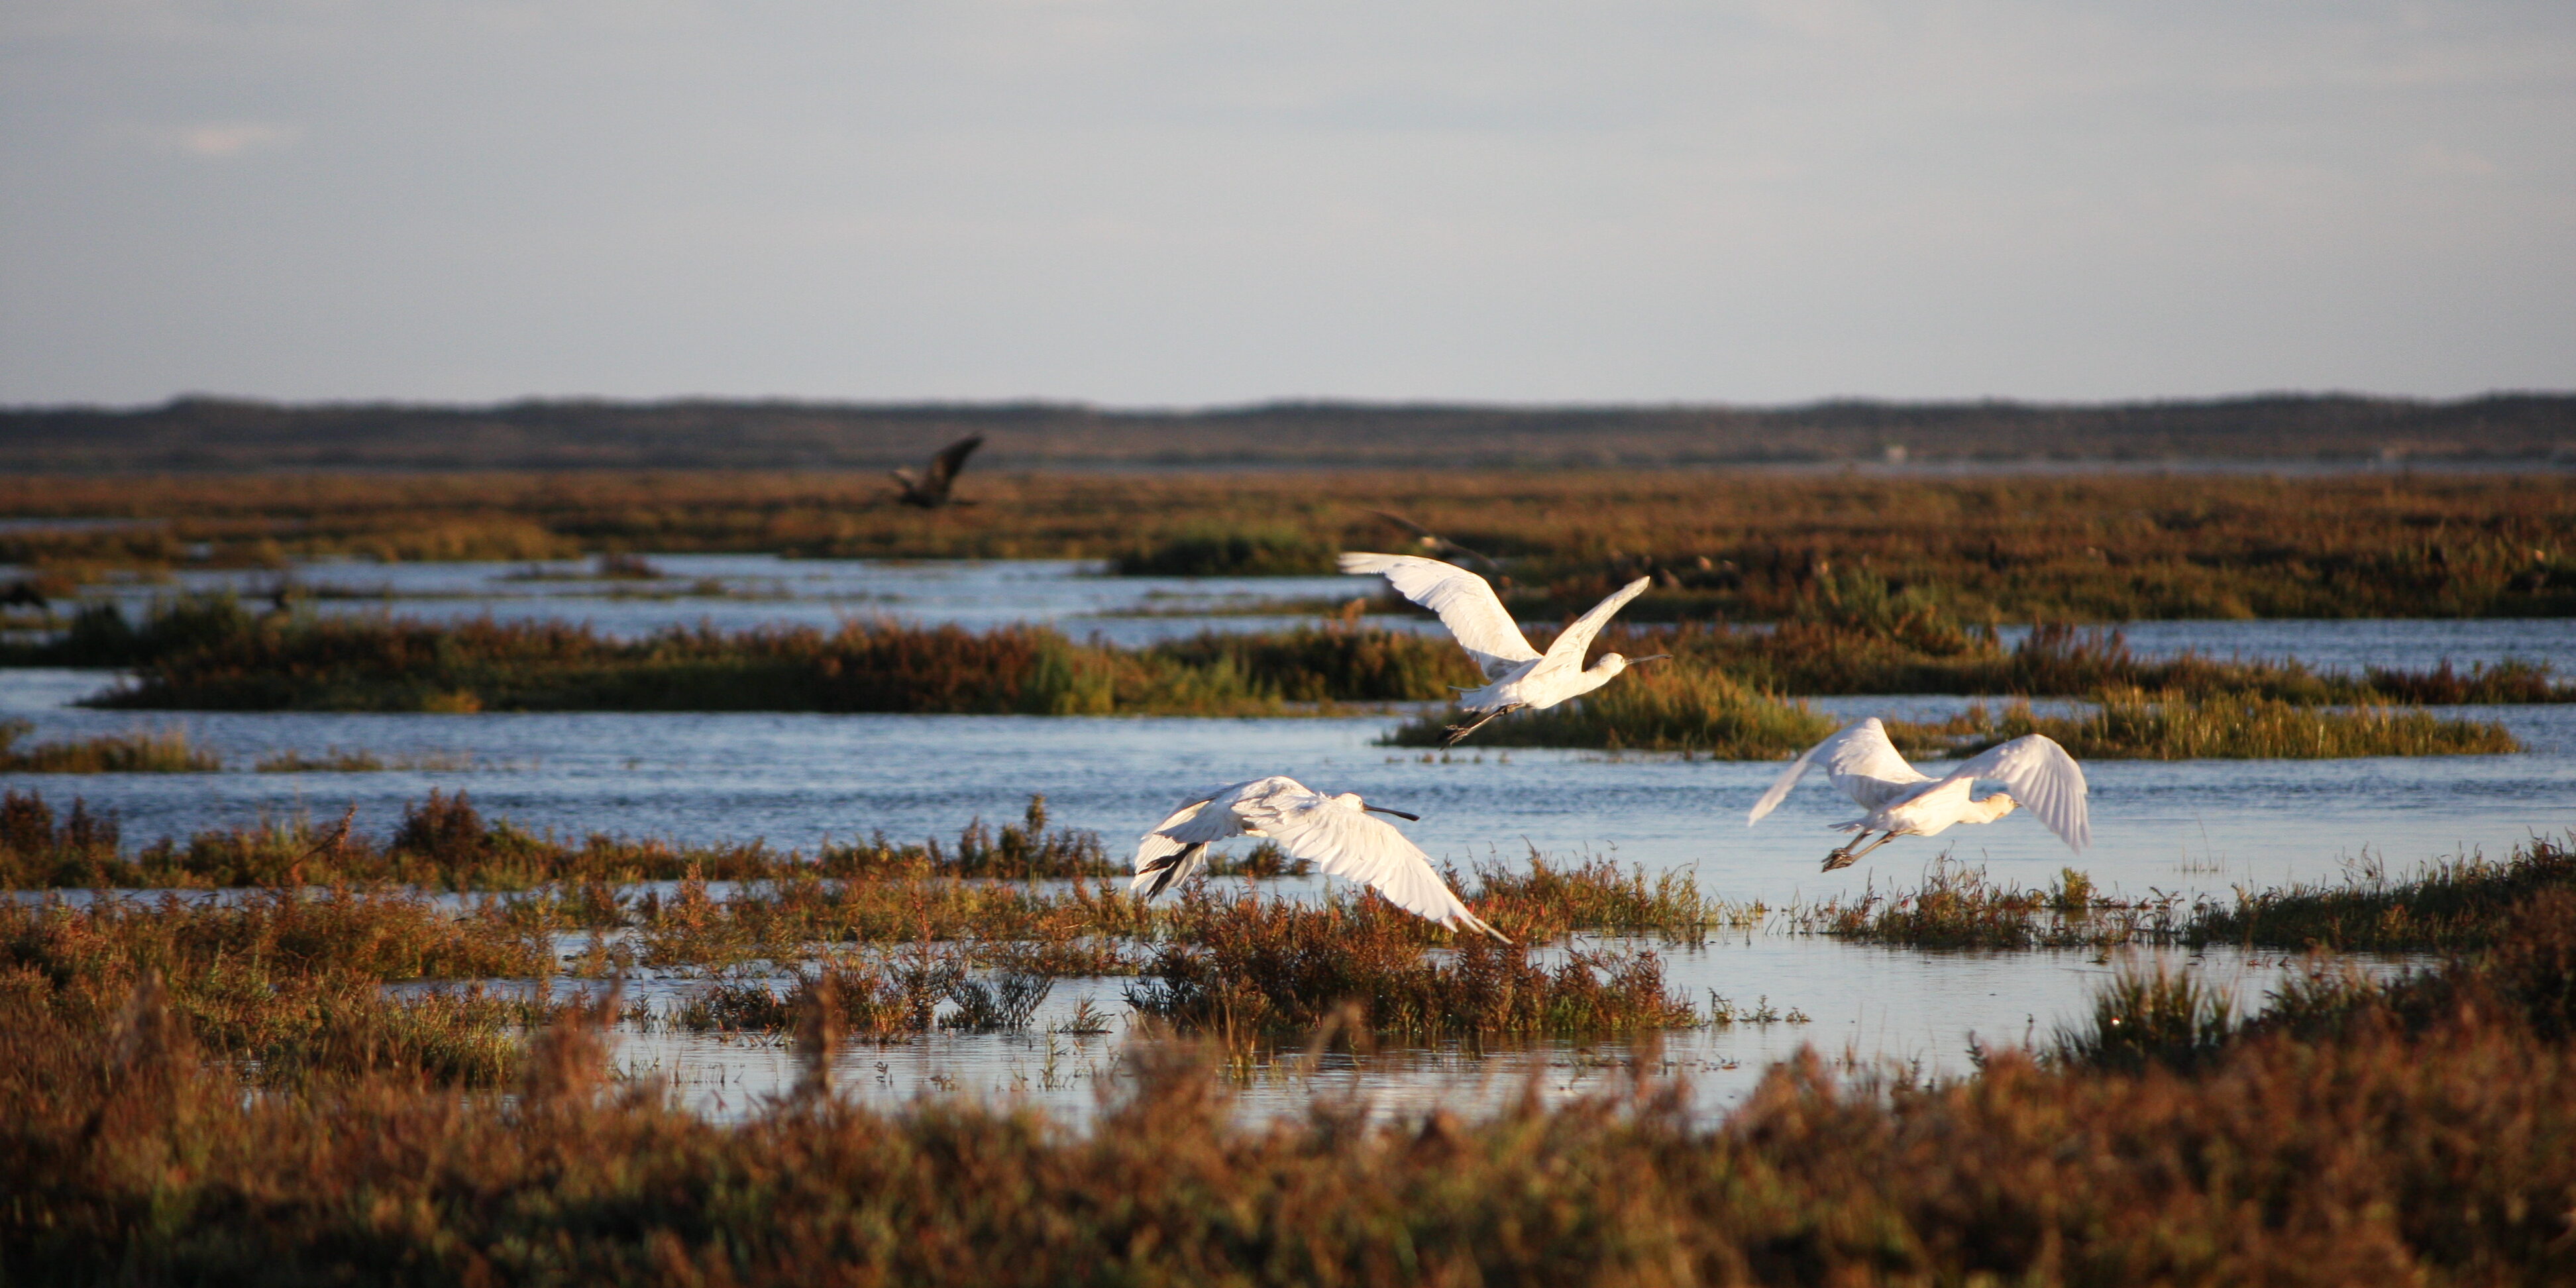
(254, 747, 480, 772)
(631, 866, 1152, 973)
(1785, 857, 2174, 949)
(674, 950, 1053, 1036)
(2187, 837, 2576, 951)
(1883, 688, 2520, 759)
(1379, 663, 1836, 754)
(1467, 853, 1757, 942)
(1201, 839, 1311, 877)
(0, 886, 549, 1086)
(0, 718, 221, 772)
(2362, 657, 2571, 704)
(2050, 965, 2238, 1074)
(0, 788, 123, 885)
(1606, 616, 2576, 705)
(818, 796, 1117, 879)
(1125, 888, 1698, 1037)
(1404, 671, 2521, 757)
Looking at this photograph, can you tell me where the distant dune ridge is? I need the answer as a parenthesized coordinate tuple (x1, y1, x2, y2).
(3, 393, 2572, 471)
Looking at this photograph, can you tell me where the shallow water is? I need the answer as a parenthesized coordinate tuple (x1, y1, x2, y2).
(38, 555, 1423, 649)
(5, 570, 2569, 1125)
(396, 938, 2390, 1126)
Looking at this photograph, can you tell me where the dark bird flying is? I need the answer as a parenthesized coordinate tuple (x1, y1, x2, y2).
(891, 435, 985, 509)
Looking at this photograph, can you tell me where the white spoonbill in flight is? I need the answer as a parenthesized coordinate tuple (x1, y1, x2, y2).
(1338, 553, 1666, 745)
(1130, 775, 1509, 942)
(1746, 718, 2091, 871)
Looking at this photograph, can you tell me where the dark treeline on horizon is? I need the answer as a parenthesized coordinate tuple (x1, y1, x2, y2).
(3, 392, 2573, 471)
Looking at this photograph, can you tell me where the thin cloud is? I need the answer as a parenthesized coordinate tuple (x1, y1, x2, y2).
(136, 121, 304, 158)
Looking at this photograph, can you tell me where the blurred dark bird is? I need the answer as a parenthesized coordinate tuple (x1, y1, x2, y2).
(1366, 509, 1501, 576)
(891, 435, 985, 509)
(0, 581, 48, 612)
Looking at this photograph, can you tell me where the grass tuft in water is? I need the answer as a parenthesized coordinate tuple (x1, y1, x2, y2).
(2186, 837, 2576, 951)
(2051, 965, 2238, 1074)
(1882, 688, 2520, 759)
(1785, 856, 2178, 949)
(0, 718, 221, 772)
(1124, 888, 1698, 1038)
(1379, 663, 1835, 755)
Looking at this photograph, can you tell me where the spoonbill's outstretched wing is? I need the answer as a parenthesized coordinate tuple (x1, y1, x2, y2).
(1130, 777, 1274, 898)
(1534, 576, 1654, 670)
(1337, 553, 1536, 681)
(1234, 784, 1508, 942)
(1942, 734, 2092, 853)
(1747, 718, 1932, 824)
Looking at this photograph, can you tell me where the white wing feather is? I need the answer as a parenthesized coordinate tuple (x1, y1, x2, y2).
(1337, 553, 1537, 681)
(1746, 718, 1931, 824)
(1238, 787, 1503, 940)
(1536, 576, 1654, 669)
(1130, 778, 1269, 893)
(1942, 733, 2092, 852)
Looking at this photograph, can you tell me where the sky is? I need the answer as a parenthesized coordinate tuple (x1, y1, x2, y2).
(1, 1, 2571, 407)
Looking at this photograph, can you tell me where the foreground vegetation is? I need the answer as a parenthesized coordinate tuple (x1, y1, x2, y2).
(6, 468, 2572, 621)
(5, 840, 2572, 1282)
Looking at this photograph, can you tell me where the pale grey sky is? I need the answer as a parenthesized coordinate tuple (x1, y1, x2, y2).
(2, 1, 2569, 405)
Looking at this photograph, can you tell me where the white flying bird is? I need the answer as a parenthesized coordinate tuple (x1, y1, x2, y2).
(1130, 775, 1509, 942)
(1338, 553, 1666, 745)
(1746, 718, 2091, 871)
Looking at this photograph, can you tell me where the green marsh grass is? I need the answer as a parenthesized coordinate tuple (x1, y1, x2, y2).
(1467, 853, 1758, 943)
(1883, 688, 2522, 759)
(0, 718, 221, 772)
(72, 599, 1476, 714)
(2185, 837, 2576, 951)
(252, 747, 480, 773)
(1380, 662, 1836, 754)
(1785, 857, 2181, 949)
(1381, 670, 2520, 757)
(1594, 612, 2575, 703)
(32, 588, 2569, 724)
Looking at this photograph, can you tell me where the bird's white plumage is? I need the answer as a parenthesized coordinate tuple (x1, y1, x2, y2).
(1340, 554, 1659, 745)
(1336, 553, 1536, 680)
(1128, 775, 1506, 941)
(1746, 718, 1930, 822)
(1747, 718, 2090, 854)
(1129, 778, 1271, 896)
(1949, 733, 2092, 852)
(1534, 576, 1654, 673)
